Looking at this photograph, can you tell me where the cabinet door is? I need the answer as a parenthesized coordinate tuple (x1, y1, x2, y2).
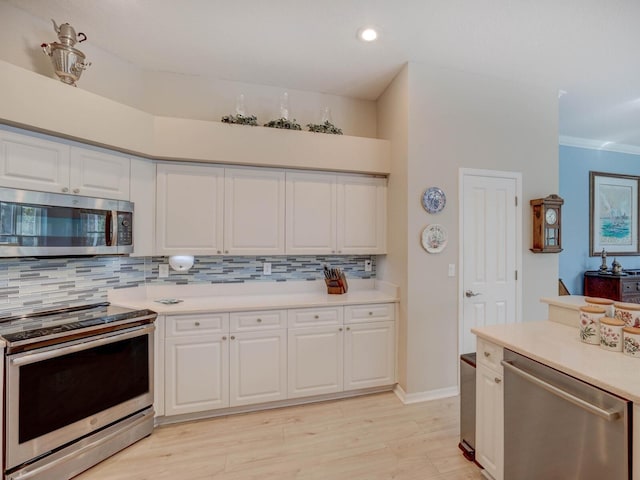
(69, 147, 130, 200)
(229, 330, 287, 407)
(344, 321, 395, 390)
(156, 163, 224, 255)
(337, 175, 387, 254)
(287, 326, 343, 398)
(129, 158, 156, 256)
(0, 129, 70, 193)
(164, 335, 229, 415)
(285, 172, 337, 254)
(224, 167, 285, 255)
(476, 364, 504, 480)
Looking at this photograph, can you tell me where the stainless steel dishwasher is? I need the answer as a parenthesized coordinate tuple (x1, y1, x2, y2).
(502, 349, 631, 480)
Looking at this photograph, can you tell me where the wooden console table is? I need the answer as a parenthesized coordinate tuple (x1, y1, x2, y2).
(584, 270, 640, 303)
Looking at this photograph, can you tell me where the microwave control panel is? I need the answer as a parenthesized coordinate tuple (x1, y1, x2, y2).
(117, 212, 133, 246)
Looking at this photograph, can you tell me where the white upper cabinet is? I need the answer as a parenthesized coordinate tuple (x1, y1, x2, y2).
(0, 130, 70, 193)
(285, 171, 337, 255)
(69, 147, 130, 200)
(337, 175, 387, 254)
(0, 130, 131, 200)
(286, 172, 387, 255)
(224, 167, 285, 255)
(156, 163, 225, 255)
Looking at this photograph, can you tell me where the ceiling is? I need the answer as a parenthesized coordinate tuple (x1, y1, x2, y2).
(6, 0, 640, 149)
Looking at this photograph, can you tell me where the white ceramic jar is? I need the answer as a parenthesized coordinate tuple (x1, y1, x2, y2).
(623, 327, 640, 358)
(585, 297, 615, 317)
(600, 317, 625, 352)
(613, 302, 640, 327)
(578, 306, 605, 345)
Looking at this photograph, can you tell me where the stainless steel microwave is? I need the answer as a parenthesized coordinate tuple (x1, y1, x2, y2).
(0, 187, 133, 257)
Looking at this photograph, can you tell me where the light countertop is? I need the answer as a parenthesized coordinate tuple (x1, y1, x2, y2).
(472, 320, 640, 403)
(108, 279, 398, 315)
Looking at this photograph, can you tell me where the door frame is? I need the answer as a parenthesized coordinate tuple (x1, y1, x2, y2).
(457, 168, 523, 356)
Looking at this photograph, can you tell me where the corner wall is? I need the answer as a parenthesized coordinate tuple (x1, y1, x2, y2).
(378, 61, 559, 397)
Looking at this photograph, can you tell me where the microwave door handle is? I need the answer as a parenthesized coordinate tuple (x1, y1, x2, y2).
(105, 210, 116, 246)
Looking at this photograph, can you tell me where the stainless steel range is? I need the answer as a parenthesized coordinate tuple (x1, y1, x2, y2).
(0, 303, 157, 480)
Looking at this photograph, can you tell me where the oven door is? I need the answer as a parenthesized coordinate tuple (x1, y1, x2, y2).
(5, 325, 154, 470)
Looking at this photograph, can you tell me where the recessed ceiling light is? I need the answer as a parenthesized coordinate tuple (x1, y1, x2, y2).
(357, 27, 378, 42)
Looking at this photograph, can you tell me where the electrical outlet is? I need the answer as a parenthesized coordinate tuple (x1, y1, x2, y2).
(364, 259, 372, 272)
(263, 262, 272, 275)
(159, 264, 169, 278)
(448, 264, 456, 277)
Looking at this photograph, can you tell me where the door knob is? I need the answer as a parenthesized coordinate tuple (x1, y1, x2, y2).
(465, 290, 481, 298)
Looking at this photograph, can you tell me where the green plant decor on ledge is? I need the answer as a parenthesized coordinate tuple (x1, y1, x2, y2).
(221, 114, 258, 126)
(306, 121, 343, 135)
(264, 117, 302, 130)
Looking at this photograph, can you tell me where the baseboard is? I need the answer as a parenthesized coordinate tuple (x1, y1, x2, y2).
(393, 384, 459, 404)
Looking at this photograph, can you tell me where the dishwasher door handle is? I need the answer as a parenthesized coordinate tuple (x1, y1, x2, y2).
(501, 360, 621, 421)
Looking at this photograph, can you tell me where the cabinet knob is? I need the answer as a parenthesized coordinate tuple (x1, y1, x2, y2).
(314, 315, 319, 319)
(346, 327, 351, 331)
(484, 351, 491, 357)
(257, 318, 262, 323)
(217, 250, 221, 254)
(338, 250, 342, 254)
(230, 335, 236, 340)
(62, 187, 69, 193)
(195, 321, 200, 326)
(331, 250, 335, 254)
(73, 188, 80, 194)
(494, 377, 502, 384)
(339, 327, 343, 331)
(224, 250, 229, 254)
(222, 336, 227, 341)
(368, 311, 373, 315)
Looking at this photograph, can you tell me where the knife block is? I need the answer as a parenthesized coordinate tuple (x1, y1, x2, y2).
(325, 273, 348, 294)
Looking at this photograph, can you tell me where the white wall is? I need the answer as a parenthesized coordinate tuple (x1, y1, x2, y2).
(0, 2, 376, 138)
(378, 62, 559, 396)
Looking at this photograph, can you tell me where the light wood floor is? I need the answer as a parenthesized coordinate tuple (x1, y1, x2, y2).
(76, 392, 482, 480)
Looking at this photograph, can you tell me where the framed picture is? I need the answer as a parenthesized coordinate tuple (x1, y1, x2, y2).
(590, 171, 640, 256)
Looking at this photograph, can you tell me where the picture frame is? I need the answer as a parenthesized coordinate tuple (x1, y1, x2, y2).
(589, 171, 640, 256)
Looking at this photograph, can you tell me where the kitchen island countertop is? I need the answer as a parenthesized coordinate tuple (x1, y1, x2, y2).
(473, 320, 640, 403)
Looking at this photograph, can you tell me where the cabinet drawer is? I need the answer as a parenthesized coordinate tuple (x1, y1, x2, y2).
(287, 307, 343, 327)
(230, 310, 286, 332)
(344, 303, 395, 324)
(477, 338, 503, 372)
(622, 281, 640, 293)
(166, 313, 229, 337)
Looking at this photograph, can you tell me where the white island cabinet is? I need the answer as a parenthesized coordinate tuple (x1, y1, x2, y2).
(475, 338, 503, 480)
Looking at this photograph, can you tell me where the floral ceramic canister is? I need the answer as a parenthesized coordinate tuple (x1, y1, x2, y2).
(623, 327, 640, 358)
(599, 317, 625, 352)
(585, 297, 615, 317)
(613, 302, 640, 327)
(578, 306, 606, 345)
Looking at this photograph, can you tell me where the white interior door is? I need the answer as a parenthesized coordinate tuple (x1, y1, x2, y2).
(459, 169, 521, 354)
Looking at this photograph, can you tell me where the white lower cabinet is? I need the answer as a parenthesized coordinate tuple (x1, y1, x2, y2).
(476, 339, 504, 480)
(287, 325, 344, 398)
(344, 321, 395, 390)
(165, 334, 230, 415)
(229, 329, 287, 407)
(161, 303, 396, 418)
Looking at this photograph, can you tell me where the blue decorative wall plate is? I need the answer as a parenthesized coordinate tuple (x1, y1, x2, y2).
(422, 187, 446, 213)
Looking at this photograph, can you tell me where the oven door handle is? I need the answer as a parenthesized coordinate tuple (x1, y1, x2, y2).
(10, 324, 155, 366)
(501, 360, 621, 421)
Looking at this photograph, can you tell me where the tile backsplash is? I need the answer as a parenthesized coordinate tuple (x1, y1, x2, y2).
(0, 255, 375, 317)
